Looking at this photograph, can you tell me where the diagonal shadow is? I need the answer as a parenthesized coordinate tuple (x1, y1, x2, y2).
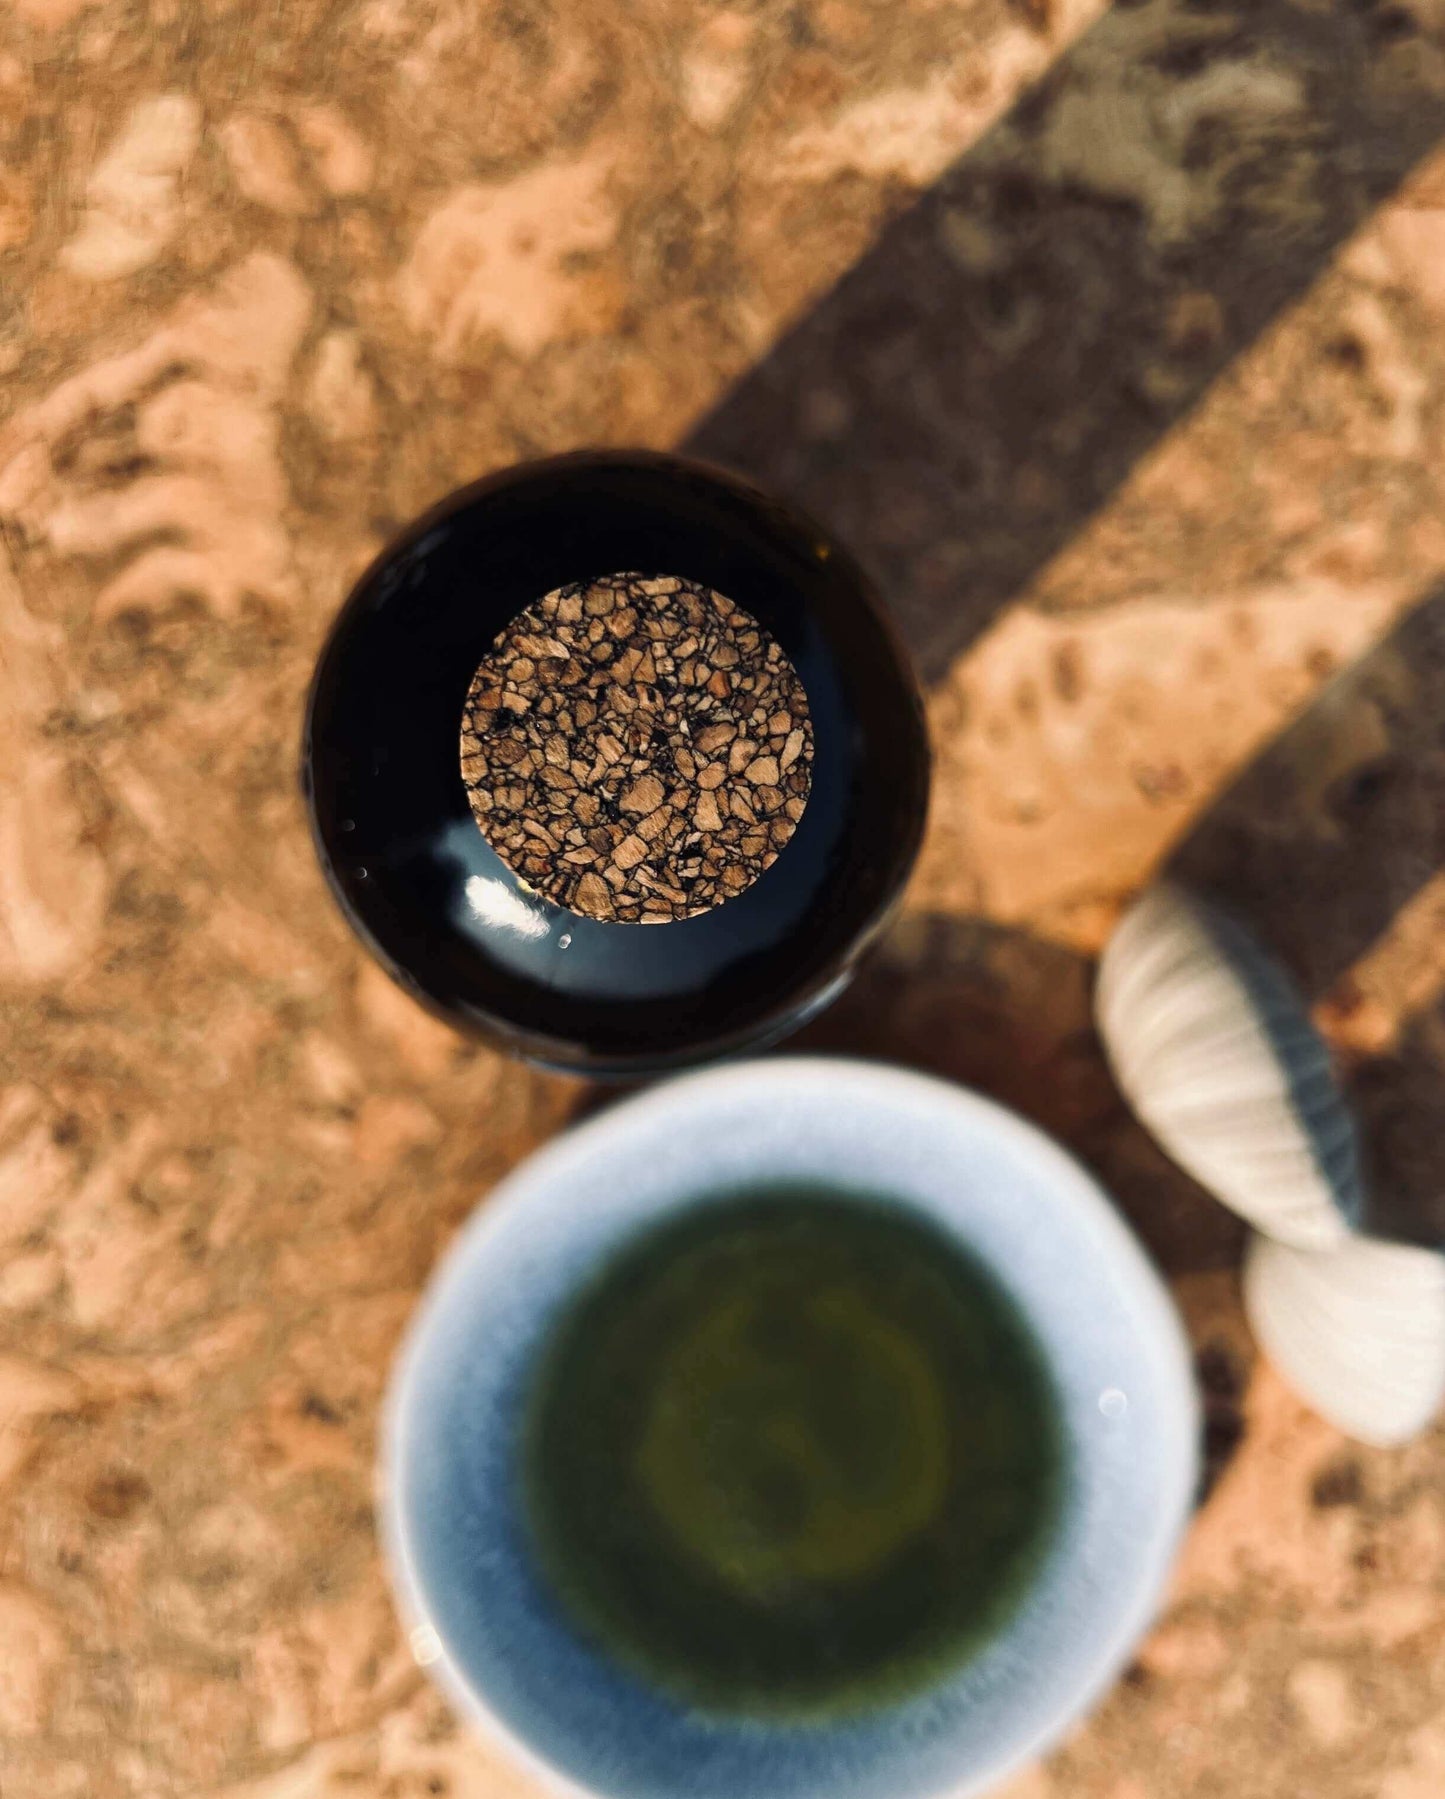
(796, 591, 1445, 1254)
(680, 0, 1445, 1247)
(687, 0, 1445, 684)
(1350, 998, 1445, 1246)
(1170, 588, 1445, 1002)
(792, 590, 1445, 1257)
(1171, 587, 1445, 1245)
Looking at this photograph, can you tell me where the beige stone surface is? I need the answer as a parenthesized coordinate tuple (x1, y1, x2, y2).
(2, 0, 1445, 1794)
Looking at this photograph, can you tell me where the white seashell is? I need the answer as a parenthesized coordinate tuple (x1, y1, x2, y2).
(1096, 883, 1364, 1249)
(1244, 1232, 1445, 1446)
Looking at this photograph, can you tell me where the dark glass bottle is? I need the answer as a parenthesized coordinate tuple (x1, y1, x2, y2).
(302, 451, 929, 1076)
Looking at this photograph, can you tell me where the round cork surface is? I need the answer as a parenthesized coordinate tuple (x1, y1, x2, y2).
(460, 573, 814, 923)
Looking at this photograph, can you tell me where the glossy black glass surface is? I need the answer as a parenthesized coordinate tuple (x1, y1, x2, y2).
(302, 452, 929, 1075)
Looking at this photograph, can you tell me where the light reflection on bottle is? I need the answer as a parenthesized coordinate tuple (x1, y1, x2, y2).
(465, 874, 550, 941)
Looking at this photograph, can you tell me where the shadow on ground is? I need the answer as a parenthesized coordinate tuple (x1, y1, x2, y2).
(1172, 587, 1445, 1244)
(1172, 588, 1445, 1003)
(688, 0, 1445, 682)
(798, 589, 1445, 1261)
(609, 0, 1445, 1484)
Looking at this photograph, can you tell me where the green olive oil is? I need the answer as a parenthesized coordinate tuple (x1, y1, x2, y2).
(521, 1189, 1066, 1720)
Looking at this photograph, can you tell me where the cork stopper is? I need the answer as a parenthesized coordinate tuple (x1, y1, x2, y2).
(460, 573, 815, 924)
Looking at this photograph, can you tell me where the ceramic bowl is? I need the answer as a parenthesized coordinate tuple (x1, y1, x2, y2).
(381, 1058, 1199, 1799)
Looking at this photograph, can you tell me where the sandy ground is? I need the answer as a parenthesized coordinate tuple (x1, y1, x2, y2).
(2, 0, 1445, 1793)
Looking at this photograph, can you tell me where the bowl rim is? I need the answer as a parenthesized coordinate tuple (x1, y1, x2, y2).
(379, 1055, 1200, 1799)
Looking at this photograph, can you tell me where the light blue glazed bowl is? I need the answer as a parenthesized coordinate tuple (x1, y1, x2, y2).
(381, 1058, 1199, 1799)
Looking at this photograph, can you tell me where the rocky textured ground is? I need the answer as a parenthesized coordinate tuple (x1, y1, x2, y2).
(3, 0, 1445, 1794)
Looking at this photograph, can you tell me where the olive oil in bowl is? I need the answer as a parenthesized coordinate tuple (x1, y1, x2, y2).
(522, 1188, 1066, 1721)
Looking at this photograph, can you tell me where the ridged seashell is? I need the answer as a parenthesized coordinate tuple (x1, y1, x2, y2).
(1244, 1232, 1445, 1445)
(1096, 883, 1364, 1249)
